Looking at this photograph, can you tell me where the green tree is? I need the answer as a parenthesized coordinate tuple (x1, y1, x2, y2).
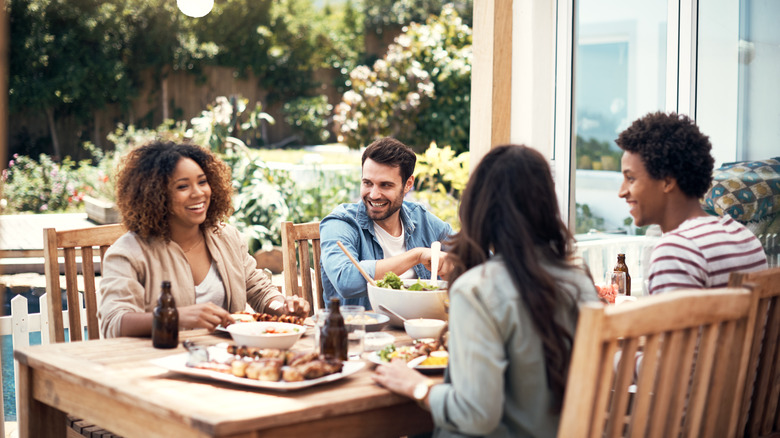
(9, 0, 137, 157)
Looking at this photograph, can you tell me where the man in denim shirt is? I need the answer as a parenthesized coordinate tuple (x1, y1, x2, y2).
(320, 138, 454, 308)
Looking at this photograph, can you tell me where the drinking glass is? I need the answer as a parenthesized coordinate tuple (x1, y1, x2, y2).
(341, 305, 366, 360)
(313, 308, 330, 356)
(607, 271, 627, 297)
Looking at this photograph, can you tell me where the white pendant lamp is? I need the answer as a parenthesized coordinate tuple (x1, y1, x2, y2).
(177, 0, 214, 18)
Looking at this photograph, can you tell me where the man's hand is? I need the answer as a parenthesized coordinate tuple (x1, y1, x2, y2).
(418, 249, 453, 279)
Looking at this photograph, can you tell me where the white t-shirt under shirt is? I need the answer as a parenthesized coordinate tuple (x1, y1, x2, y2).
(373, 223, 417, 280)
(647, 215, 768, 295)
(195, 261, 226, 308)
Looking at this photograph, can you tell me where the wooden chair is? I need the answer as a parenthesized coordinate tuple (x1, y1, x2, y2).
(281, 221, 324, 314)
(559, 287, 758, 438)
(43, 224, 124, 438)
(43, 224, 124, 342)
(729, 267, 780, 438)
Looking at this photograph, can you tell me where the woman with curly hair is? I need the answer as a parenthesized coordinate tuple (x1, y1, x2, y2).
(98, 141, 309, 338)
(372, 145, 598, 437)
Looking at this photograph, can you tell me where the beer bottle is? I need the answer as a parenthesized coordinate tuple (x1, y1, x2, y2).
(614, 254, 632, 296)
(152, 281, 179, 349)
(320, 298, 347, 361)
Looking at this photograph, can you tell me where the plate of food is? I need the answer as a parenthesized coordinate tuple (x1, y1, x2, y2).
(150, 344, 364, 391)
(366, 340, 448, 373)
(215, 312, 306, 333)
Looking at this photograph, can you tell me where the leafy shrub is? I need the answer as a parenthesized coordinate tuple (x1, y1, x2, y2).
(412, 142, 469, 229)
(228, 144, 360, 252)
(282, 96, 334, 145)
(575, 203, 606, 234)
(189, 96, 275, 152)
(361, 0, 473, 35)
(334, 4, 472, 152)
(576, 136, 622, 171)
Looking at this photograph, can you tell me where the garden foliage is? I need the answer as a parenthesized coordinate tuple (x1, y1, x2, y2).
(334, 4, 472, 153)
(412, 142, 469, 228)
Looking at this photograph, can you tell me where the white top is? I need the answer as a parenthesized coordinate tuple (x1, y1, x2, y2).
(648, 215, 767, 295)
(195, 261, 226, 309)
(373, 223, 417, 279)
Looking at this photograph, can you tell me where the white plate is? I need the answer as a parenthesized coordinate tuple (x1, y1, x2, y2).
(150, 353, 365, 391)
(366, 351, 447, 372)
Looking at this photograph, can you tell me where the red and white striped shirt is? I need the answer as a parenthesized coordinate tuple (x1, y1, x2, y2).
(648, 215, 768, 295)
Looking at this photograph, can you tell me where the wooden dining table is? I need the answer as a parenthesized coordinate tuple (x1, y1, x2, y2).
(14, 326, 439, 438)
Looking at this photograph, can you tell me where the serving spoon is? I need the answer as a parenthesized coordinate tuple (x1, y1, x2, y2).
(337, 240, 377, 287)
(430, 241, 441, 287)
(377, 304, 407, 324)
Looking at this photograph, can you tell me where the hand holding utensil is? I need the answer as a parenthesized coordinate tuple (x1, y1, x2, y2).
(337, 241, 377, 287)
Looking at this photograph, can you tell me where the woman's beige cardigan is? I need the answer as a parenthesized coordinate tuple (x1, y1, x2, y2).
(98, 224, 283, 338)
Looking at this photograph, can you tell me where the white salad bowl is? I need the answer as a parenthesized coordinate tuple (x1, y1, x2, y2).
(404, 318, 447, 340)
(225, 321, 304, 349)
(367, 279, 448, 327)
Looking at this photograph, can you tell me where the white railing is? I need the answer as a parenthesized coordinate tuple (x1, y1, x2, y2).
(0, 292, 88, 428)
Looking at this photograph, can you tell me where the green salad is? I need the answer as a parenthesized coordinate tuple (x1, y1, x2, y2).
(375, 272, 441, 291)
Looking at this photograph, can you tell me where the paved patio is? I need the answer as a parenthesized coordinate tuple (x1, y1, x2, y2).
(0, 213, 96, 275)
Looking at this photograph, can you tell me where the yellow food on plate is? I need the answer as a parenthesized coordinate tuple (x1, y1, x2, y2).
(419, 355, 448, 367)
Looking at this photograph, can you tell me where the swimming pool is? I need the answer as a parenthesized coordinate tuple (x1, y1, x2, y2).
(2, 332, 42, 422)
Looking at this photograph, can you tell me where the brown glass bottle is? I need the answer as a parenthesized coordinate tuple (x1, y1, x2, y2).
(152, 281, 179, 349)
(320, 298, 347, 361)
(614, 254, 632, 296)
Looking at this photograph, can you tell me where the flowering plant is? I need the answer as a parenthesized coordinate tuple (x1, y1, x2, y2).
(412, 142, 469, 229)
(1, 153, 88, 213)
(333, 5, 471, 152)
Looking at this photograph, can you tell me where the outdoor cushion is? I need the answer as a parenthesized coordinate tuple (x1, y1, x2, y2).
(703, 157, 780, 223)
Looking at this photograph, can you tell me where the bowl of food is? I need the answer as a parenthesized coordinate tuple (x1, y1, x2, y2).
(404, 318, 447, 340)
(344, 312, 390, 332)
(225, 321, 305, 349)
(367, 274, 448, 327)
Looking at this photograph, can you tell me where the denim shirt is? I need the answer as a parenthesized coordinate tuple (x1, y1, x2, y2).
(320, 200, 454, 308)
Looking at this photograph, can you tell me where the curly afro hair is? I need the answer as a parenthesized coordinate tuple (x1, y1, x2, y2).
(616, 112, 714, 198)
(114, 141, 234, 241)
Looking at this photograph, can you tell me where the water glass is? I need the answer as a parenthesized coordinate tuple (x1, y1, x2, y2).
(313, 308, 330, 356)
(607, 271, 627, 296)
(341, 305, 366, 360)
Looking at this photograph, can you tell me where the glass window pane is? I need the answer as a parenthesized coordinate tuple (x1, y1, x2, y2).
(574, 0, 668, 235)
(737, 0, 780, 161)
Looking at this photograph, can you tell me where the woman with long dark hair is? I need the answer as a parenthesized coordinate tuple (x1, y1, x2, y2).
(373, 145, 598, 437)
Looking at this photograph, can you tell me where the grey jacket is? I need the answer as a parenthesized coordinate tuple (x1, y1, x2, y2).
(429, 255, 599, 438)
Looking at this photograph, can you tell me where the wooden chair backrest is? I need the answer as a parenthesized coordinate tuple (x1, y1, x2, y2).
(281, 221, 324, 314)
(729, 267, 780, 438)
(559, 287, 758, 438)
(43, 224, 124, 343)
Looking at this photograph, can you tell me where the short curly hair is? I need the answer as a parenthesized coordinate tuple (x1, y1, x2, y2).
(114, 141, 234, 241)
(616, 112, 715, 198)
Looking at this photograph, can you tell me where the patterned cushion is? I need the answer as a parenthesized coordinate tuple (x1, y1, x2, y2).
(703, 157, 780, 222)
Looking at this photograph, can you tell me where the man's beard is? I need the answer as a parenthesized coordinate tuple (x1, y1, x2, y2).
(363, 196, 403, 222)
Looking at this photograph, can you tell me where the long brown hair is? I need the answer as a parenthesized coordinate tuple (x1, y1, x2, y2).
(447, 145, 580, 413)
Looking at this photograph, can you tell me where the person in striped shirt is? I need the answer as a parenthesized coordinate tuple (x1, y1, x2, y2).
(616, 112, 768, 295)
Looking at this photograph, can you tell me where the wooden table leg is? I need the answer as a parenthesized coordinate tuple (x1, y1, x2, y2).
(17, 360, 66, 438)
